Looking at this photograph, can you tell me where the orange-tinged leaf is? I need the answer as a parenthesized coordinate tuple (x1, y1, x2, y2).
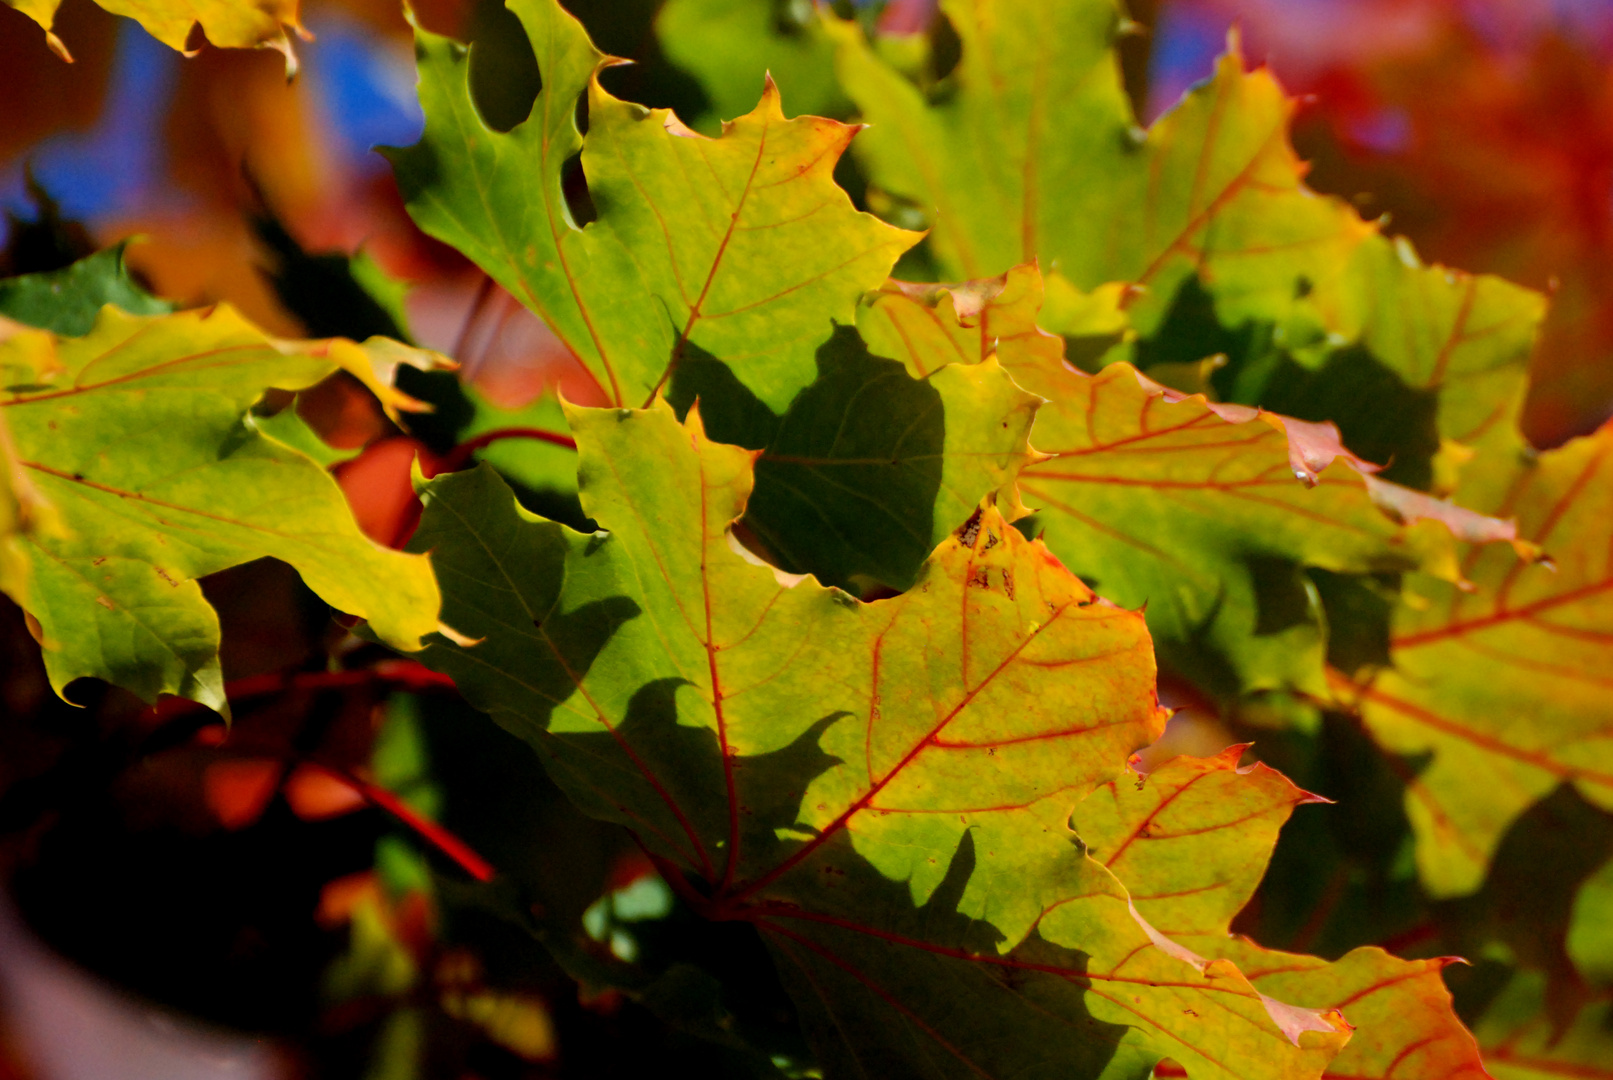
(1225, 944, 1490, 1080)
(6, 0, 305, 67)
(831, 0, 1544, 479)
(203, 757, 284, 830)
(1075, 748, 1490, 1080)
(860, 262, 1524, 698)
(1077, 745, 1325, 942)
(405, 403, 1356, 1080)
(1337, 422, 1613, 896)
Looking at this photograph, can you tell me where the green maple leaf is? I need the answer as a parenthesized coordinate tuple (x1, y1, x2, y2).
(0, 241, 173, 336)
(666, 323, 1042, 591)
(1223, 239, 1547, 479)
(827, 0, 1543, 490)
(397, 0, 1036, 590)
(1335, 422, 1613, 897)
(655, 0, 851, 134)
(0, 305, 442, 712)
(406, 402, 1367, 1080)
(391, 0, 915, 413)
(860, 263, 1525, 697)
(1075, 746, 1491, 1080)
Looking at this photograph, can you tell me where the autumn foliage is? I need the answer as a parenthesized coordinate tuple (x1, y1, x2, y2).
(0, 0, 1610, 1078)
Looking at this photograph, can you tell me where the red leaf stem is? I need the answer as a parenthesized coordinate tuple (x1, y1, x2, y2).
(144, 660, 458, 723)
(306, 762, 496, 883)
(441, 427, 578, 472)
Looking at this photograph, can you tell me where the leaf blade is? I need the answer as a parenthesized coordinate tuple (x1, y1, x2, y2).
(0, 305, 442, 710)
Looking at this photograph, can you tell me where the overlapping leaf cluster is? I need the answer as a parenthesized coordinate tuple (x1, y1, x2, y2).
(0, 255, 443, 713)
(367, 0, 1609, 1075)
(7, 0, 1610, 1076)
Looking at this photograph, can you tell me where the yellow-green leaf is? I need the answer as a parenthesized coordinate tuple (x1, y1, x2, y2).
(404, 402, 1359, 1079)
(830, 0, 1543, 489)
(667, 324, 1044, 591)
(1336, 423, 1613, 897)
(1075, 747, 1490, 1080)
(390, 0, 915, 412)
(655, 0, 850, 134)
(0, 305, 442, 712)
(7, 0, 304, 66)
(862, 263, 1524, 697)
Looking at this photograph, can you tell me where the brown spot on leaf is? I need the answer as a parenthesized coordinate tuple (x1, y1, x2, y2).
(95, 595, 114, 610)
(956, 509, 982, 547)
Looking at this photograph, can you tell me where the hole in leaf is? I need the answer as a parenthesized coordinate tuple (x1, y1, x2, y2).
(468, 1, 541, 133)
(562, 152, 597, 227)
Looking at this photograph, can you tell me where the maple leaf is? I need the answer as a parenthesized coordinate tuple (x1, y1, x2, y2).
(859, 263, 1524, 697)
(1332, 422, 1613, 897)
(390, 0, 916, 413)
(453, 387, 581, 505)
(1076, 747, 1490, 1080)
(0, 408, 56, 610)
(1188, 0, 1613, 446)
(655, 0, 850, 134)
(666, 323, 1043, 591)
(0, 240, 173, 335)
(1244, 238, 1547, 469)
(825, 0, 1544, 485)
(0, 304, 443, 713)
(406, 402, 1366, 1079)
(6, 0, 305, 67)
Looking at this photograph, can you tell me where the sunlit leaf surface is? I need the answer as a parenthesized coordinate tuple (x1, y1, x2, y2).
(6, 0, 304, 64)
(830, 0, 1542, 487)
(0, 305, 442, 711)
(1077, 748, 1490, 1080)
(392, 0, 915, 412)
(1338, 423, 1613, 896)
(405, 402, 1369, 1079)
(862, 264, 1523, 697)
